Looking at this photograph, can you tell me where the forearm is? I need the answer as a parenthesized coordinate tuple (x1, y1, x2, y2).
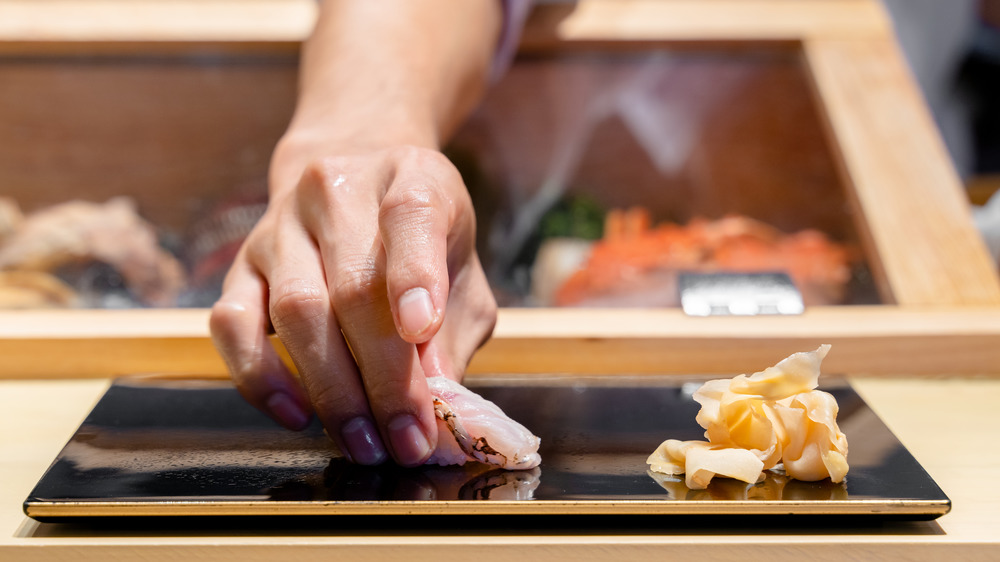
(275, 0, 502, 190)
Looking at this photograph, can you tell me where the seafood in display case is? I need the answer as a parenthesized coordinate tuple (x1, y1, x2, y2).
(0, 193, 862, 311)
(533, 207, 854, 308)
(0, 190, 268, 310)
(0, 197, 185, 308)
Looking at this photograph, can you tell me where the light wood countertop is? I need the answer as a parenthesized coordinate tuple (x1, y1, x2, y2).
(2, 376, 998, 560)
(1, 0, 998, 556)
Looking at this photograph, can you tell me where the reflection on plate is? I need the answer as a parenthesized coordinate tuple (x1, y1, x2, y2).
(271, 459, 540, 502)
(647, 470, 848, 502)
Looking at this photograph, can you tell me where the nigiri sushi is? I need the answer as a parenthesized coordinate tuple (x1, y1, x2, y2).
(425, 377, 541, 470)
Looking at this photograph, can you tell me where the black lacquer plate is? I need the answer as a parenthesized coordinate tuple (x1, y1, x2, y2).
(24, 375, 950, 520)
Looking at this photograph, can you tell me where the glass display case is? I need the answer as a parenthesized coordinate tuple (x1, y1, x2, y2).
(0, 0, 998, 378)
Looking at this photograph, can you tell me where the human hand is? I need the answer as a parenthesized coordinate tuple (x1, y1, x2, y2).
(210, 139, 497, 467)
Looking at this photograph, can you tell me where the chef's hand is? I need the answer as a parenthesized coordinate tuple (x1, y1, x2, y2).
(210, 137, 497, 467)
(208, 0, 501, 467)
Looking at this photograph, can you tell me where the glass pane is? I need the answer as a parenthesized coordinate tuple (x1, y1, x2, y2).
(0, 47, 878, 310)
(0, 53, 295, 308)
(448, 49, 878, 308)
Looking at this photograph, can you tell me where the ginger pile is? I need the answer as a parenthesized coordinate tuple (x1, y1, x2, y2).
(647, 345, 848, 490)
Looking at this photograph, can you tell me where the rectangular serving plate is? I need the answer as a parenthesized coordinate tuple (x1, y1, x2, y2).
(24, 375, 950, 520)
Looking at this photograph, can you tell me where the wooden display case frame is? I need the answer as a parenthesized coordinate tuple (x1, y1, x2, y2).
(1, 0, 998, 378)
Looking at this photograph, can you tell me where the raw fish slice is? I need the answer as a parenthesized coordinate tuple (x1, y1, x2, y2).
(425, 377, 541, 470)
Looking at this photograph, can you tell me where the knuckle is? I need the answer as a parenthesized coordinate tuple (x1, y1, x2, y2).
(457, 268, 499, 350)
(209, 299, 245, 336)
(330, 258, 383, 309)
(268, 281, 327, 332)
(379, 185, 437, 229)
(208, 303, 258, 382)
(361, 374, 408, 407)
(387, 260, 438, 298)
(462, 289, 498, 351)
(476, 302, 499, 348)
(239, 224, 273, 265)
(308, 382, 360, 421)
(304, 154, 350, 182)
(297, 156, 353, 199)
(296, 170, 332, 206)
(477, 291, 499, 323)
(241, 208, 296, 266)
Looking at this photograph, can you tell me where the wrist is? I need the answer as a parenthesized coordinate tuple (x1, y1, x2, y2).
(282, 113, 439, 155)
(267, 124, 440, 197)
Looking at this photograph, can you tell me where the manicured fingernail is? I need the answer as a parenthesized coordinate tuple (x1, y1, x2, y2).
(387, 414, 431, 466)
(341, 417, 388, 465)
(266, 392, 309, 431)
(397, 288, 435, 337)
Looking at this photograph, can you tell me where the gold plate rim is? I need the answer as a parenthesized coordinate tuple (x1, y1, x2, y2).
(24, 498, 952, 518)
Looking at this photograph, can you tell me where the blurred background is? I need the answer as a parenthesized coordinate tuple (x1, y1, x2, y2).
(0, 0, 997, 310)
(882, 0, 1000, 265)
(883, 0, 1000, 184)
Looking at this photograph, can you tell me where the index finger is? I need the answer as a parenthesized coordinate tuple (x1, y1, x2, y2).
(299, 161, 439, 467)
(378, 148, 470, 344)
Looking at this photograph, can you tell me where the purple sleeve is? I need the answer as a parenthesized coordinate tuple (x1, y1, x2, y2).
(491, 0, 534, 81)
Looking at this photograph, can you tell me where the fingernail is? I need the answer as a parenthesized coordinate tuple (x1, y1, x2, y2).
(397, 288, 435, 337)
(341, 417, 388, 465)
(266, 392, 310, 431)
(387, 414, 431, 466)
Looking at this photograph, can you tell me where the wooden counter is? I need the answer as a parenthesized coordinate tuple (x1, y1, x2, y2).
(2, 2, 999, 557)
(1, 376, 998, 560)
(2, 307, 1000, 379)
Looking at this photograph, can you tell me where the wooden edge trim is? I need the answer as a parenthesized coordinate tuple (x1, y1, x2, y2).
(521, 0, 891, 46)
(802, 36, 1000, 305)
(1, 307, 998, 378)
(0, 0, 317, 42)
(0, 0, 889, 56)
